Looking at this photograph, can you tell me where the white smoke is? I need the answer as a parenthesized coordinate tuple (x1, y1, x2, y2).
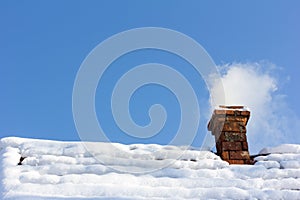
(209, 62, 300, 153)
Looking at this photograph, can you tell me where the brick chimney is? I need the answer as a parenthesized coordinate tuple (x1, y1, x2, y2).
(208, 106, 252, 164)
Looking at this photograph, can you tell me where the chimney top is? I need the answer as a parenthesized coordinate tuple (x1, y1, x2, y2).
(219, 105, 244, 109)
(208, 106, 250, 132)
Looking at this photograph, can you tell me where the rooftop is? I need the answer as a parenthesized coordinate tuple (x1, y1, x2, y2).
(1, 137, 300, 199)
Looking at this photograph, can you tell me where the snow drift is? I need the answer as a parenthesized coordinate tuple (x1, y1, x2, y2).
(0, 137, 299, 199)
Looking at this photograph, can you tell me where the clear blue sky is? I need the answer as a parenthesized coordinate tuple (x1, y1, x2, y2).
(1, 1, 299, 148)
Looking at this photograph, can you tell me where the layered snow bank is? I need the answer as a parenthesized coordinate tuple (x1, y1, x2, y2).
(259, 144, 300, 154)
(0, 137, 300, 199)
(255, 144, 300, 170)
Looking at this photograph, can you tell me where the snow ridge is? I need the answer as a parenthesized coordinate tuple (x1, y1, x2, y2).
(0, 137, 300, 199)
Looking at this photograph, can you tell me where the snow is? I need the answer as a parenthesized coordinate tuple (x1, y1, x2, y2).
(256, 144, 300, 171)
(259, 144, 300, 154)
(215, 105, 250, 111)
(1, 137, 300, 199)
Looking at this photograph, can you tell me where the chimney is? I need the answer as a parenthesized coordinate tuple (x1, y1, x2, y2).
(208, 106, 252, 164)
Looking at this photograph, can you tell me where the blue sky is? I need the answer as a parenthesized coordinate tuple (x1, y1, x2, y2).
(1, 1, 299, 153)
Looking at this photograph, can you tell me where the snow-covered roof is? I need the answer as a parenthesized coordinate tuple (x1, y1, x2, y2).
(1, 137, 299, 199)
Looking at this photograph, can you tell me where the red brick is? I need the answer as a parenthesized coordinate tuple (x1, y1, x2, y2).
(208, 116, 223, 132)
(242, 142, 249, 150)
(221, 151, 229, 160)
(214, 109, 250, 117)
(244, 159, 255, 165)
(208, 106, 252, 165)
(221, 142, 242, 151)
(214, 109, 229, 115)
(209, 117, 225, 134)
(224, 116, 249, 125)
(212, 116, 249, 129)
(229, 151, 250, 160)
(227, 160, 244, 164)
(241, 111, 250, 117)
(208, 114, 249, 133)
(215, 133, 222, 142)
(216, 141, 222, 153)
(221, 122, 246, 133)
(220, 132, 246, 142)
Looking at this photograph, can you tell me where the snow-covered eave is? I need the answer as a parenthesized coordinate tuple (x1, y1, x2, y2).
(1, 137, 300, 200)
